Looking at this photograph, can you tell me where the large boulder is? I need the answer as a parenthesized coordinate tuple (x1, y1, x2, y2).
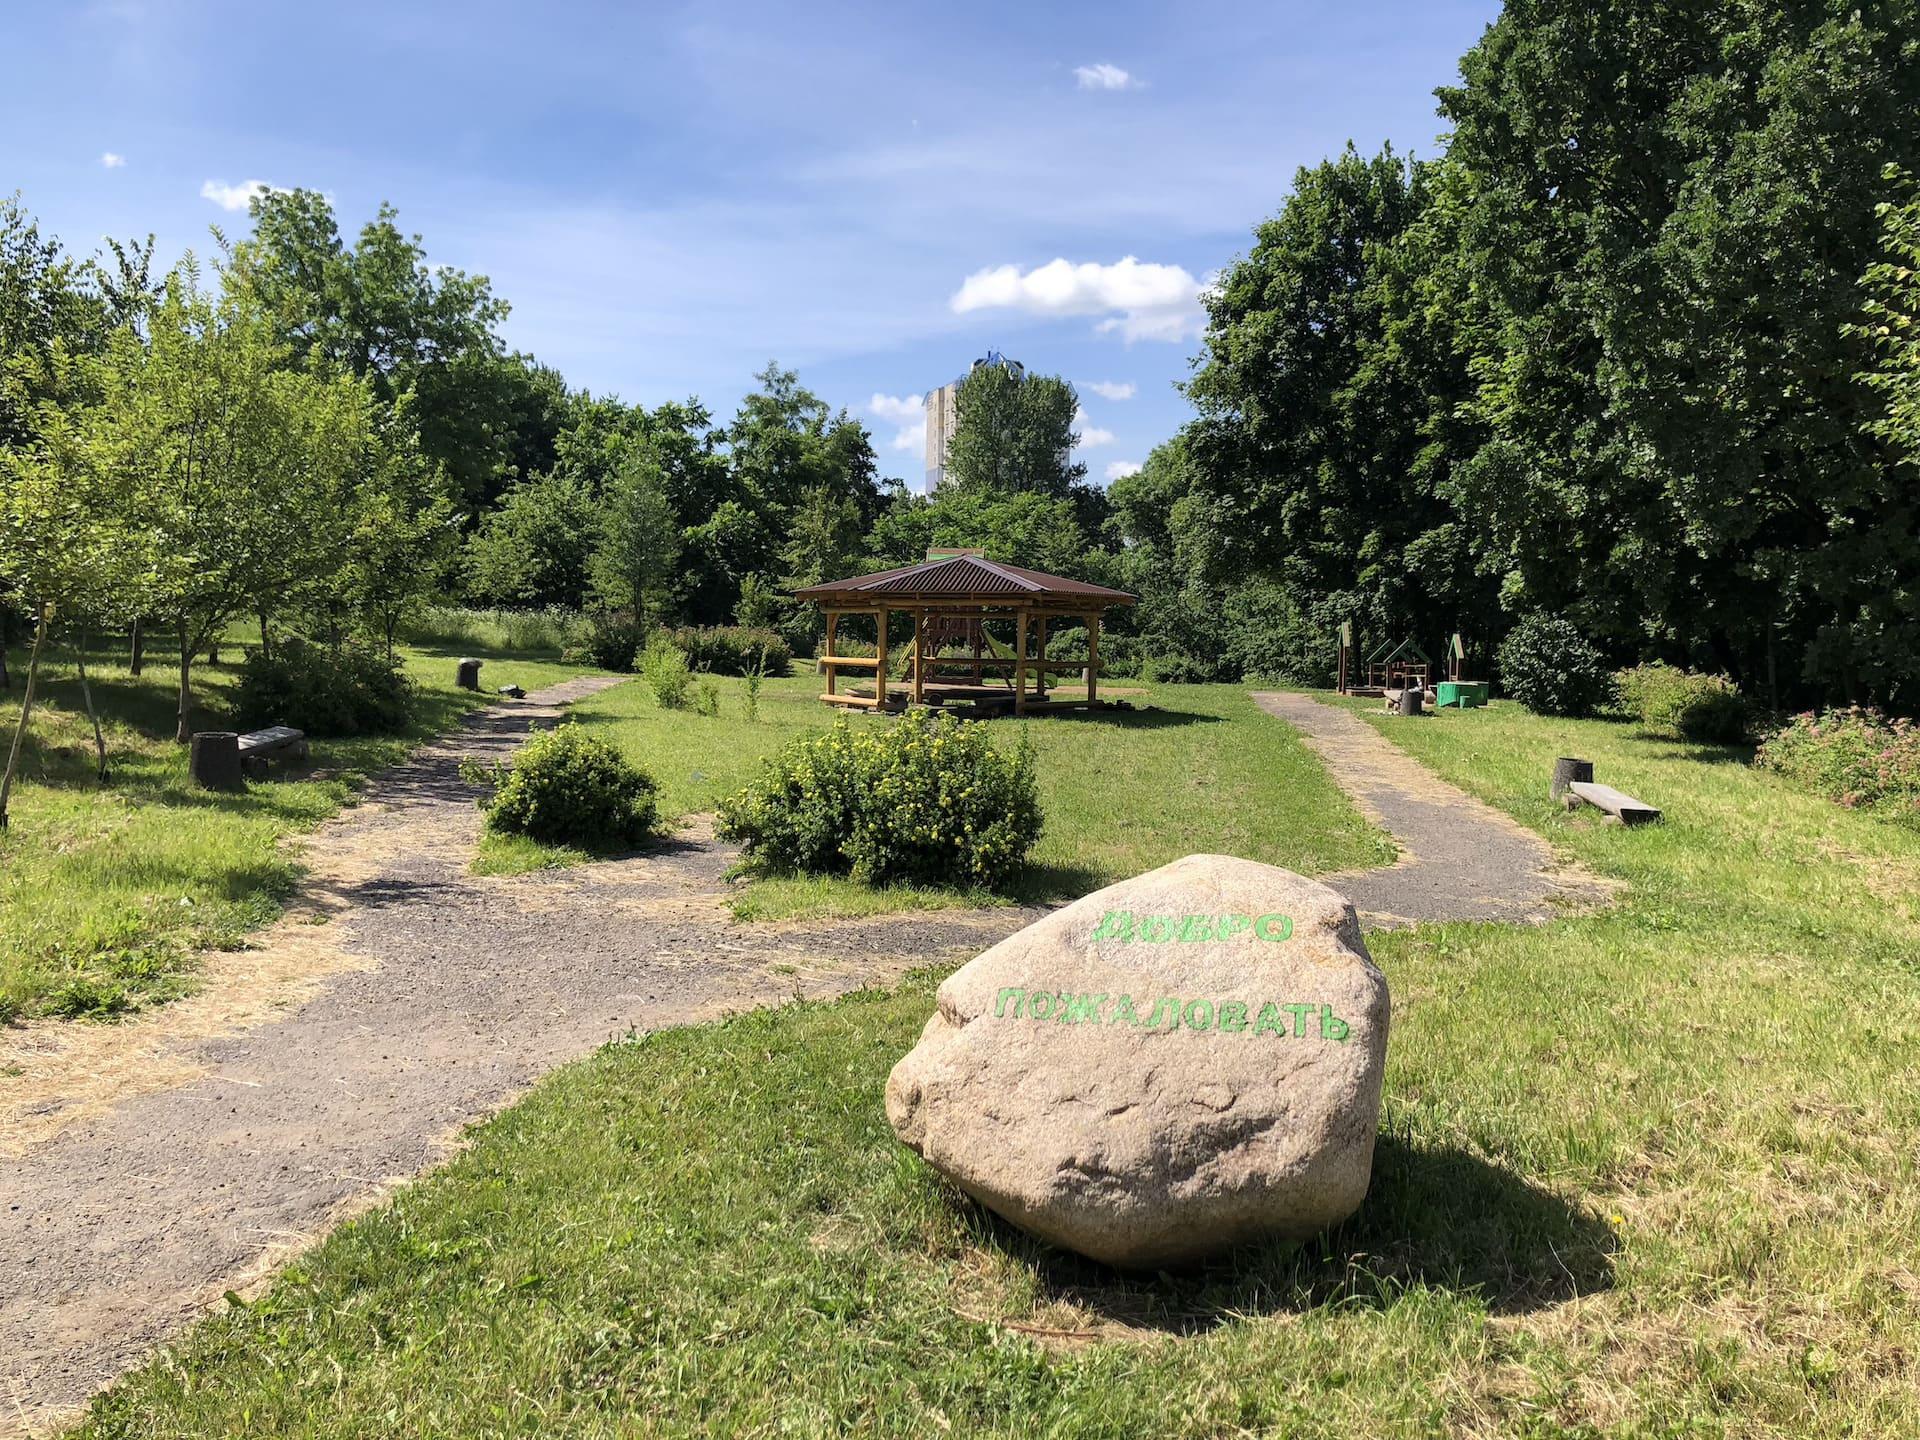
(886, 854, 1390, 1268)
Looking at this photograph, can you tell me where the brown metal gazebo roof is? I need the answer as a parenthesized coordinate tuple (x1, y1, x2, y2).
(794, 552, 1135, 605)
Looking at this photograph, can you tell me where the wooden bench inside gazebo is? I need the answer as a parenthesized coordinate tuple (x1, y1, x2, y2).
(793, 550, 1137, 716)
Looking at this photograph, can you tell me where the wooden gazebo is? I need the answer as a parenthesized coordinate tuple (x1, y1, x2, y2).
(793, 550, 1136, 716)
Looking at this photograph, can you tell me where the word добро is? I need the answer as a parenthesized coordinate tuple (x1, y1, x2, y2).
(1091, 911, 1294, 943)
(991, 987, 1351, 1041)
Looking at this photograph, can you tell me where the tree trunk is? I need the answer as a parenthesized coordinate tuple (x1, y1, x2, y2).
(75, 623, 108, 781)
(1766, 626, 1779, 716)
(258, 611, 273, 662)
(0, 601, 52, 828)
(176, 624, 196, 745)
(129, 617, 145, 676)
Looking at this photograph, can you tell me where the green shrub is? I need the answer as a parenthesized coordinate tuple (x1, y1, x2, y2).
(1756, 708, 1920, 822)
(1496, 614, 1611, 717)
(584, 613, 647, 672)
(664, 625, 792, 677)
(232, 640, 414, 736)
(693, 678, 721, 718)
(640, 640, 692, 709)
(1616, 663, 1749, 742)
(717, 709, 1042, 889)
(1221, 579, 1333, 686)
(476, 723, 659, 847)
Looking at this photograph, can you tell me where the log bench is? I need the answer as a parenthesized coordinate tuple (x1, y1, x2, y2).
(237, 725, 310, 778)
(1567, 780, 1661, 826)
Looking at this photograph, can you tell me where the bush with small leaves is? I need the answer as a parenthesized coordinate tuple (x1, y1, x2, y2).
(639, 641, 692, 709)
(476, 723, 659, 848)
(232, 640, 414, 736)
(664, 625, 792, 677)
(717, 709, 1042, 889)
(1616, 663, 1749, 743)
(583, 613, 647, 673)
(1496, 614, 1611, 717)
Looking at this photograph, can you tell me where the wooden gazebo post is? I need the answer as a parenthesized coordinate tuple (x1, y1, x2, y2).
(875, 607, 889, 709)
(1034, 615, 1048, 702)
(910, 612, 925, 706)
(1087, 613, 1100, 704)
(1014, 609, 1029, 715)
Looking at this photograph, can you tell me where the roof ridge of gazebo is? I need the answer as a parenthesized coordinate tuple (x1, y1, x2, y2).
(793, 551, 1134, 601)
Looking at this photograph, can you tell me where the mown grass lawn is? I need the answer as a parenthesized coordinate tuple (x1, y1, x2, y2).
(479, 673, 1393, 920)
(0, 637, 601, 1023)
(75, 692, 1920, 1437)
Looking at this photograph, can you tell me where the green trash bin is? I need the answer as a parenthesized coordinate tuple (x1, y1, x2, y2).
(1436, 681, 1489, 709)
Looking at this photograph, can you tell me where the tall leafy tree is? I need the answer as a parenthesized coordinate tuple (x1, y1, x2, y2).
(343, 400, 459, 658)
(0, 339, 156, 806)
(463, 470, 600, 610)
(109, 261, 370, 740)
(945, 364, 1083, 496)
(1858, 172, 1920, 471)
(1182, 147, 1496, 675)
(589, 449, 679, 628)
(0, 195, 103, 450)
(231, 190, 557, 511)
(1427, 0, 1920, 705)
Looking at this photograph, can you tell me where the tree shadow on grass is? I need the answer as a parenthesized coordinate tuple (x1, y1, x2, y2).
(1012, 705, 1222, 731)
(1619, 732, 1757, 766)
(959, 1137, 1617, 1338)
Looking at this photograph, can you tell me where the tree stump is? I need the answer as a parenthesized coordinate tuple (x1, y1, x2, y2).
(456, 658, 483, 691)
(189, 731, 244, 791)
(1551, 756, 1594, 803)
(1397, 686, 1424, 717)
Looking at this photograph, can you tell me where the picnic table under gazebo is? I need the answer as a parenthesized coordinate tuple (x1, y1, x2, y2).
(792, 550, 1137, 716)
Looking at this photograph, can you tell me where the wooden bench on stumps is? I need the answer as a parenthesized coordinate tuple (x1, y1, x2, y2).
(1550, 757, 1661, 825)
(237, 725, 309, 778)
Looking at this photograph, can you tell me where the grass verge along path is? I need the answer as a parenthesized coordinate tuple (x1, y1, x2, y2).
(483, 674, 1394, 919)
(0, 640, 600, 1023)
(62, 695, 1920, 1438)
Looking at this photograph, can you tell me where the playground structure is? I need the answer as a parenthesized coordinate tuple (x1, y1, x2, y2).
(1336, 629, 1487, 708)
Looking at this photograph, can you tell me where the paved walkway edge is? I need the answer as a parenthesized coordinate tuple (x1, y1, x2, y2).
(1251, 691, 1613, 928)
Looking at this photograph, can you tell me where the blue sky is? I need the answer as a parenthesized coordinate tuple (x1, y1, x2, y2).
(4, 0, 1500, 492)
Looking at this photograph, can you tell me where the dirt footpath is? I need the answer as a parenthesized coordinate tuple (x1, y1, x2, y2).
(1251, 690, 1611, 927)
(0, 678, 1036, 1435)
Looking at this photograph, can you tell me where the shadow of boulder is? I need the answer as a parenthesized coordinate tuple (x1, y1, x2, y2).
(957, 1136, 1617, 1338)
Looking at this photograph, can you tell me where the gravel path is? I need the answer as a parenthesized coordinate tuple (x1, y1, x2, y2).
(0, 678, 1036, 1434)
(1251, 690, 1611, 928)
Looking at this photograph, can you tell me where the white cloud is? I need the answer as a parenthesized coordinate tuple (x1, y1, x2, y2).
(1073, 407, 1115, 449)
(199, 178, 287, 212)
(1105, 460, 1143, 481)
(1084, 380, 1135, 401)
(951, 256, 1204, 342)
(869, 392, 923, 422)
(100, 152, 126, 169)
(869, 393, 927, 454)
(1074, 63, 1138, 92)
